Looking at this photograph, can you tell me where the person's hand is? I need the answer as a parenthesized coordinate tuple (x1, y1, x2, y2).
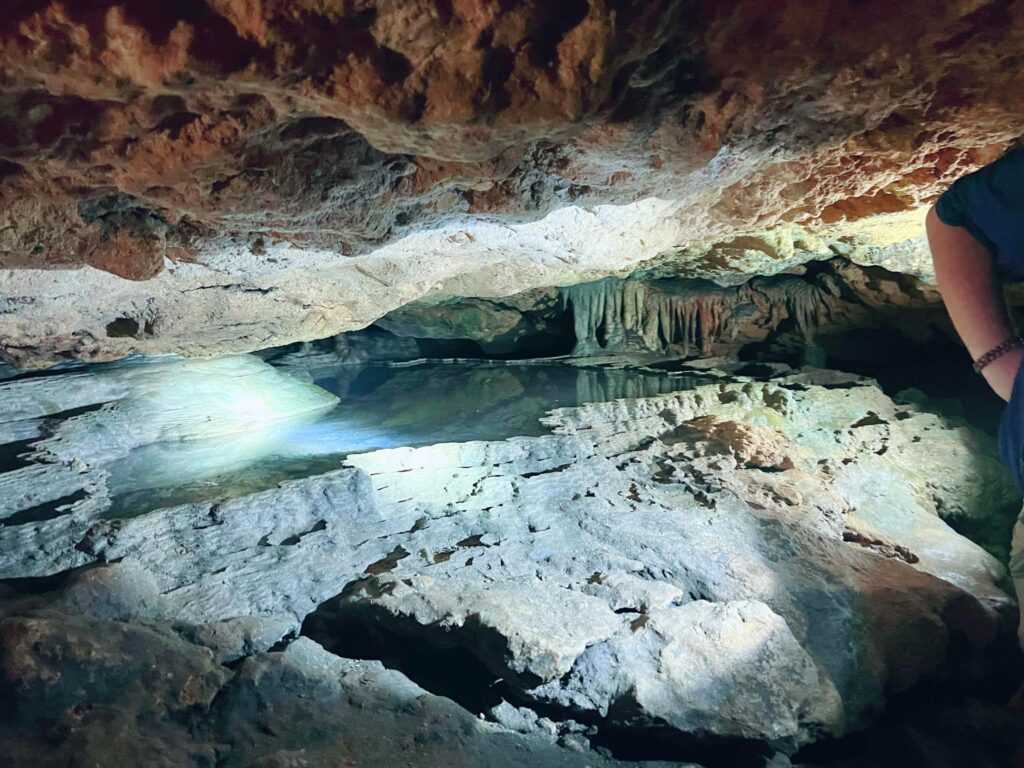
(982, 346, 1024, 402)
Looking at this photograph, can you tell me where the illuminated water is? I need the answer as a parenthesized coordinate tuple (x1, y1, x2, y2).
(0, 355, 713, 520)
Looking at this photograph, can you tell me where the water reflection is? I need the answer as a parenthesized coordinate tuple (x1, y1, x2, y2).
(309, 361, 701, 446)
(2, 356, 706, 519)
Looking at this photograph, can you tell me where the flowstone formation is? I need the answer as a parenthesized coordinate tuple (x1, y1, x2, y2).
(2, 1, 1024, 364)
(1, 355, 1020, 766)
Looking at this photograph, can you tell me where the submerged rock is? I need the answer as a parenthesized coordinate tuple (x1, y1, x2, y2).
(0, 354, 339, 537)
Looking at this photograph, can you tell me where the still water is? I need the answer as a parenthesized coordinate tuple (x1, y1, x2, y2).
(0, 354, 709, 519)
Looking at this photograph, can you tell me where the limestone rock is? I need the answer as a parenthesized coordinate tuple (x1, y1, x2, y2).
(376, 298, 526, 343)
(0, 374, 1015, 758)
(0, 614, 228, 768)
(212, 638, 683, 768)
(0, 611, 693, 768)
(361, 576, 625, 683)
(3, 3, 1024, 363)
(533, 600, 842, 749)
(53, 560, 169, 621)
(174, 615, 298, 664)
(555, 262, 949, 362)
(312, 382, 1012, 751)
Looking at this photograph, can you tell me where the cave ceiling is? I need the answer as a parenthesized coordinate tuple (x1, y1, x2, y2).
(1, 0, 1023, 364)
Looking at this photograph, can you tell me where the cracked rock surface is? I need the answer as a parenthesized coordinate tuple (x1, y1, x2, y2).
(1, 615, 684, 768)
(0, 358, 1018, 765)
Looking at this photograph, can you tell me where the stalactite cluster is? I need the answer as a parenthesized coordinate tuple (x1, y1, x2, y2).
(560, 273, 841, 356)
(746, 274, 842, 341)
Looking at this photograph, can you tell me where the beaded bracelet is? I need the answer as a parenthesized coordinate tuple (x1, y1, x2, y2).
(973, 335, 1024, 373)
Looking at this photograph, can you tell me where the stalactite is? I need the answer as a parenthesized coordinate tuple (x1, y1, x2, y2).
(561, 278, 622, 355)
(745, 274, 840, 341)
(561, 278, 740, 356)
(560, 271, 844, 357)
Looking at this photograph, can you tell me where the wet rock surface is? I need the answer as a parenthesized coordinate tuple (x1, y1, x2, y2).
(1, 358, 1020, 766)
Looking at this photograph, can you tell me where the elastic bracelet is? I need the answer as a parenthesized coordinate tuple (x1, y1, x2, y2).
(973, 335, 1024, 373)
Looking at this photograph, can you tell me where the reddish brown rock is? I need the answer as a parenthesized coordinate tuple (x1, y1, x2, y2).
(1, 2, 1023, 363)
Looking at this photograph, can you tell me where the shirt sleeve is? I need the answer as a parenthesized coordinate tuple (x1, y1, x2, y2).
(934, 176, 970, 228)
(931, 160, 1002, 259)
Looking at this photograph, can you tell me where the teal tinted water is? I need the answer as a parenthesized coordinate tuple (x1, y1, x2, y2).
(100, 359, 710, 517)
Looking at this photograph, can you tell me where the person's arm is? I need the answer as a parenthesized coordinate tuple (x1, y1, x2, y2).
(926, 206, 1023, 401)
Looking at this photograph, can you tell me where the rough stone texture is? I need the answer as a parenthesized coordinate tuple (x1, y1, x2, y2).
(1, 2, 1023, 364)
(0, 614, 682, 768)
(377, 298, 527, 343)
(0, 613, 229, 768)
(373, 288, 571, 355)
(256, 257, 949, 371)
(314, 380, 1013, 752)
(538, 599, 842, 744)
(3, 371, 1012, 753)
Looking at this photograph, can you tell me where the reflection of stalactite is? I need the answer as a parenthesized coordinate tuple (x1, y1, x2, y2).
(574, 368, 699, 404)
(561, 273, 843, 356)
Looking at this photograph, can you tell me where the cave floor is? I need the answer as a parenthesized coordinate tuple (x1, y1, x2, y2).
(1, 351, 1022, 768)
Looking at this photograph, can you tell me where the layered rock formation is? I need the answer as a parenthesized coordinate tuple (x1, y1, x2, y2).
(1, 1, 1023, 365)
(265, 257, 947, 372)
(1, 356, 1020, 765)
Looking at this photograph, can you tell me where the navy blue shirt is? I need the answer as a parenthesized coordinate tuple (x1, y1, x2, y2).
(934, 147, 1024, 489)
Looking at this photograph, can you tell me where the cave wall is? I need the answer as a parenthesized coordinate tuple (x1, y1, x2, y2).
(310, 258, 947, 370)
(2, 1, 1023, 365)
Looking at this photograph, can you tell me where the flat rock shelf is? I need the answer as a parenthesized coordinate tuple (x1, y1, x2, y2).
(0, 352, 1021, 767)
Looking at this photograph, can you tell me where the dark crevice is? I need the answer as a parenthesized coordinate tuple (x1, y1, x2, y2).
(0, 438, 37, 473)
(480, 44, 515, 111)
(43, 402, 108, 422)
(266, 631, 300, 653)
(590, 720, 772, 767)
(2, 489, 88, 526)
(301, 596, 789, 768)
(105, 317, 140, 338)
(302, 598, 521, 714)
(0, 158, 25, 180)
(376, 46, 413, 85)
(520, 462, 573, 479)
(793, 682, 1022, 767)
(527, 0, 589, 69)
(279, 519, 327, 546)
(153, 111, 201, 139)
